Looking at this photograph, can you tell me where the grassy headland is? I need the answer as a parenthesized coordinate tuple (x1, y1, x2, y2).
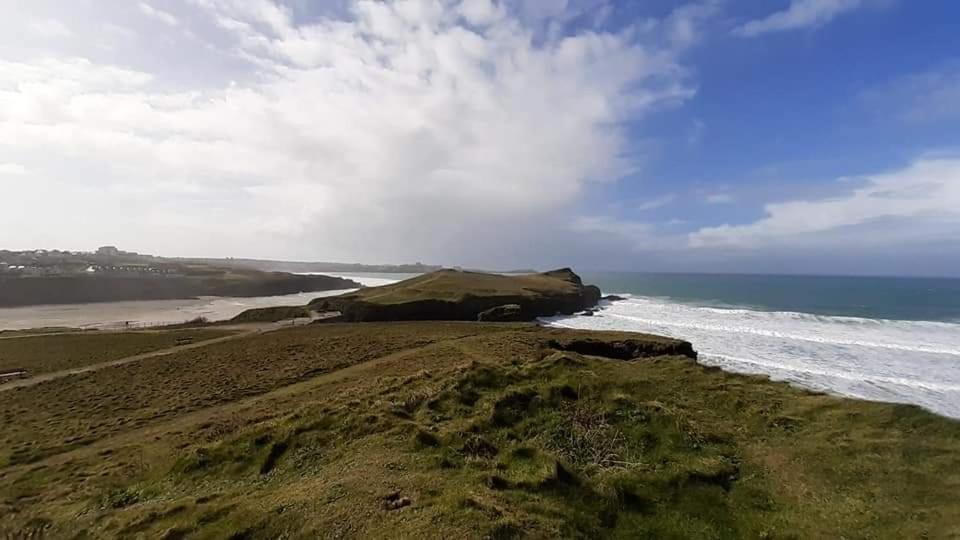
(309, 268, 601, 321)
(0, 322, 957, 538)
(230, 306, 313, 323)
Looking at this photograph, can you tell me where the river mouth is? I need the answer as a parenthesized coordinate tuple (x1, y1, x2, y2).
(0, 274, 413, 332)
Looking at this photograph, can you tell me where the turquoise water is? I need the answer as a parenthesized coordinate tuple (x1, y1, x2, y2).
(544, 272, 960, 419)
(581, 272, 960, 322)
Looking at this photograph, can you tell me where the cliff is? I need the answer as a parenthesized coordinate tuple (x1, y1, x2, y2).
(309, 268, 601, 322)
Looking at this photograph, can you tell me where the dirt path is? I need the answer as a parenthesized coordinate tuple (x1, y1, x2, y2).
(0, 331, 492, 488)
(0, 321, 292, 393)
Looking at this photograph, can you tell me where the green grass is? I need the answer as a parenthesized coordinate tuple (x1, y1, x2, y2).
(231, 306, 312, 323)
(0, 327, 97, 337)
(314, 268, 582, 306)
(2, 324, 956, 538)
(0, 328, 235, 377)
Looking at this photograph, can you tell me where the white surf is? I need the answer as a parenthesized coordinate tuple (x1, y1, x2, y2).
(543, 295, 960, 419)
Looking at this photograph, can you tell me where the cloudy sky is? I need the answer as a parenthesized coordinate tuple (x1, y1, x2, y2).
(1, 0, 958, 275)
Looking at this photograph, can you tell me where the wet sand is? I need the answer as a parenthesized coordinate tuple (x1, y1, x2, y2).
(0, 289, 354, 331)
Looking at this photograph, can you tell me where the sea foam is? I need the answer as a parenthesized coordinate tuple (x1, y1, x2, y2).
(543, 295, 960, 419)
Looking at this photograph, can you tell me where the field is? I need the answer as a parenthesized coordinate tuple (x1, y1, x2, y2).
(0, 322, 958, 538)
(0, 329, 236, 378)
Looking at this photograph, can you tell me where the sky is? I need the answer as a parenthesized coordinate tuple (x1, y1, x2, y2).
(0, 0, 958, 276)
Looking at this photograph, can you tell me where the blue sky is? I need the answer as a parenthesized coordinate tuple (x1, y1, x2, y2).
(0, 0, 958, 275)
(628, 0, 959, 217)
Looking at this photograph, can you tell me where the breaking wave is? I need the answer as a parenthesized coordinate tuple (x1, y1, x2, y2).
(543, 295, 960, 419)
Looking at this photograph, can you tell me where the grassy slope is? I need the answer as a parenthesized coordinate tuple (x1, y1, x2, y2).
(0, 268, 359, 308)
(1, 323, 958, 538)
(230, 306, 312, 323)
(320, 269, 581, 305)
(0, 329, 235, 377)
(0, 327, 99, 337)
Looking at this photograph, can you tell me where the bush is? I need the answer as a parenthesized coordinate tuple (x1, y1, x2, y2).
(547, 398, 626, 468)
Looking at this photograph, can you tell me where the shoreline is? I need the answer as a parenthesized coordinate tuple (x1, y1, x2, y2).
(545, 294, 960, 421)
(2, 271, 958, 419)
(0, 289, 357, 331)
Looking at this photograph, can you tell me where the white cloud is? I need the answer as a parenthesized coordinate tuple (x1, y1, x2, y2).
(27, 19, 73, 39)
(734, 0, 863, 37)
(704, 193, 734, 204)
(570, 214, 689, 253)
(458, 0, 505, 27)
(861, 62, 960, 123)
(635, 193, 676, 211)
(664, 1, 720, 49)
(139, 2, 180, 26)
(687, 118, 705, 145)
(690, 157, 960, 248)
(0, 0, 700, 264)
(571, 215, 655, 246)
(0, 163, 27, 176)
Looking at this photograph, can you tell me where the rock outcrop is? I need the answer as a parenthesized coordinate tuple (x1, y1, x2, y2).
(477, 304, 523, 322)
(546, 334, 697, 360)
(310, 268, 602, 322)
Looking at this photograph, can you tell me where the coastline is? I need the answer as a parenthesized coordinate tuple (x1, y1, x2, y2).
(545, 293, 960, 420)
(4, 270, 957, 420)
(0, 289, 356, 331)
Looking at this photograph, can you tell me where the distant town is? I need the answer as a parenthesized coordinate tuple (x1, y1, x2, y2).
(0, 246, 178, 277)
(0, 247, 535, 278)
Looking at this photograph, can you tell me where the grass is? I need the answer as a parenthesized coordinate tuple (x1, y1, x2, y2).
(231, 306, 312, 323)
(313, 268, 582, 306)
(0, 323, 506, 467)
(0, 327, 98, 337)
(0, 323, 958, 538)
(0, 328, 235, 377)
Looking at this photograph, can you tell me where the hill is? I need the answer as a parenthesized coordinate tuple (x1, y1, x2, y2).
(0, 269, 359, 308)
(309, 268, 601, 321)
(230, 306, 313, 323)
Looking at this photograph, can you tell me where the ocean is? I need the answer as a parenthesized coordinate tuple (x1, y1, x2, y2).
(542, 272, 960, 420)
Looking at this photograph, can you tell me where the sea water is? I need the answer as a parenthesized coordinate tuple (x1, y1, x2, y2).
(543, 272, 960, 419)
